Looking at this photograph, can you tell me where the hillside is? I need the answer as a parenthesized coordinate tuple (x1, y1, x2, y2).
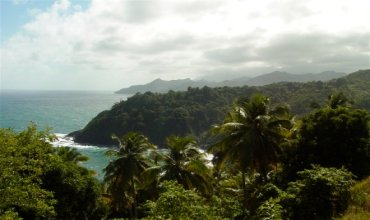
(115, 78, 215, 94)
(72, 70, 369, 147)
(115, 71, 345, 94)
(245, 70, 346, 86)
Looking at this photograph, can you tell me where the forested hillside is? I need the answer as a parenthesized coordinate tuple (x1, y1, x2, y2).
(3, 84, 370, 219)
(72, 69, 370, 146)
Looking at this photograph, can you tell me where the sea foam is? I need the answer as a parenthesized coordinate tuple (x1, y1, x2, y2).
(51, 133, 106, 150)
(50, 133, 111, 181)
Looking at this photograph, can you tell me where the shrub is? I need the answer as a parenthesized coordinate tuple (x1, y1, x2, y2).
(282, 166, 354, 219)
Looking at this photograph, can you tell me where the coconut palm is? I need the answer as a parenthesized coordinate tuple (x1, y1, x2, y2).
(103, 132, 156, 218)
(327, 92, 351, 109)
(144, 136, 212, 196)
(55, 147, 89, 163)
(209, 94, 292, 205)
(310, 92, 351, 110)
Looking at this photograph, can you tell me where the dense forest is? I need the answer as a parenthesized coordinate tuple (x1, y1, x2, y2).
(72, 69, 370, 147)
(1, 91, 370, 219)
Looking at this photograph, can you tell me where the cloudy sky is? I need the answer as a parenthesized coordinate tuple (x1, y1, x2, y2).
(1, 0, 369, 90)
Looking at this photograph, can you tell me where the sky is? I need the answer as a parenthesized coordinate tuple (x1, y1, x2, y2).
(0, 0, 369, 90)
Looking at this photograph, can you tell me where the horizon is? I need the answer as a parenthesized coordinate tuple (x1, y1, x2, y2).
(1, 0, 369, 90)
(1, 68, 353, 92)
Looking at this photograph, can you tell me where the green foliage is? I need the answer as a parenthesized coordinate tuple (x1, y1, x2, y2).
(144, 135, 213, 195)
(349, 176, 370, 211)
(249, 182, 283, 216)
(143, 181, 212, 219)
(55, 146, 89, 163)
(4, 71, 370, 219)
(208, 194, 244, 219)
(143, 181, 241, 220)
(253, 198, 284, 220)
(72, 70, 370, 147)
(0, 210, 22, 220)
(104, 132, 156, 218)
(339, 176, 370, 219)
(220, 172, 285, 219)
(0, 125, 107, 219)
(74, 87, 248, 146)
(41, 160, 108, 220)
(284, 104, 370, 179)
(209, 93, 292, 214)
(210, 94, 292, 178)
(0, 126, 57, 219)
(246, 167, 357, 220)
(327, 92, 352, 109)
(282, 166, 354, 220)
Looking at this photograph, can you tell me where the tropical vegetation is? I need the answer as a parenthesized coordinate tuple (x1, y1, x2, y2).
(209, 94, 292, 207)
(0, 125, 107, 219)
(1, 70, 370, 219)
(71, 69, 370, 147)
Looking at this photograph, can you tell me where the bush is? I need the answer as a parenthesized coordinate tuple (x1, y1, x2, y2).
(254, 198, 284, 220)
(282, 166, 354, 219)
(143, 181, 215, 219)
(339, 176, 370, 219)
(0, 125, 108, 219)
(143, 181, 242, 220)
(287, 106, 370, 179)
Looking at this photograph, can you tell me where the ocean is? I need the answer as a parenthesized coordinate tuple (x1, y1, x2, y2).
(0, 90, 130, 180)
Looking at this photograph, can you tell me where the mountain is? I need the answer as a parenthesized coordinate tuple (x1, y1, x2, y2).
(314, 71, 347, 81)
(239, 71, 346, 86)
(115, 71, 346, 94)
(71, 70, 369, 147)
(115, 78, 215, 94)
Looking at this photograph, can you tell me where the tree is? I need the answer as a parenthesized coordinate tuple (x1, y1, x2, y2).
(143, 181, 242, 220)
(0, 127, 56, 219)
(41, 160, 107, 220)
(103, 132, 156, 218)
(0, 125, 107, 219)
(209, 94, 292, 206)
(284, 103, 370, 179)
(143, 181, 216, 220)
(327, 92, 352, 109)
(282, 166, 354, 219)
(55, 147, 89, 163)
(144, 136, 212, 196)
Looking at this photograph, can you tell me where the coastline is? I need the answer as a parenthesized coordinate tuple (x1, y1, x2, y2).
(51, 133, 111, 181)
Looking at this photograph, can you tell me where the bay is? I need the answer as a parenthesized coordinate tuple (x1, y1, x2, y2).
(0, 90, 130, 180)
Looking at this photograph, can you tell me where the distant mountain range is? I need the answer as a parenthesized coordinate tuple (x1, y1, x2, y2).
(115, 71, 346, 94)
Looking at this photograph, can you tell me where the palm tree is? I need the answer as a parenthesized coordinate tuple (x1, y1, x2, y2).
(310, 92, 351, 110)
(55, 147, 89, 163)
(209, 94, 292, 205)
(144, 136, 212, 196)
(327, 92, 351, 109)
(103, 132, 156, 218)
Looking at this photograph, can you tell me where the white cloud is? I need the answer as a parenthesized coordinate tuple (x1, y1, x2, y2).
(1, 0, 369, 90)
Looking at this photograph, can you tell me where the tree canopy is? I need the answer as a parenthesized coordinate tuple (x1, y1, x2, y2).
(3, 78, 370, 219)
(0, 125, 107, 219)
(283, 102, 370, 179)
(72, 69, 370, 147)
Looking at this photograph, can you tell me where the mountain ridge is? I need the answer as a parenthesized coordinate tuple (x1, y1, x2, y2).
(115, 71, 346, 94)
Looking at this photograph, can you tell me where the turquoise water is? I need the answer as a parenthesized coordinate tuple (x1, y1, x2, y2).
(0, 90, 130, 180)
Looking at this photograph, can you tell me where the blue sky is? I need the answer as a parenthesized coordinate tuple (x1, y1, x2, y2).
(1, 0, 369, 90)
(1, 0, 89, 42)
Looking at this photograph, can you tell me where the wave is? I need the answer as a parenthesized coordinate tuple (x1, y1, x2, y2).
(51, 133, 110, 181)
(51, 133, 108, 150)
